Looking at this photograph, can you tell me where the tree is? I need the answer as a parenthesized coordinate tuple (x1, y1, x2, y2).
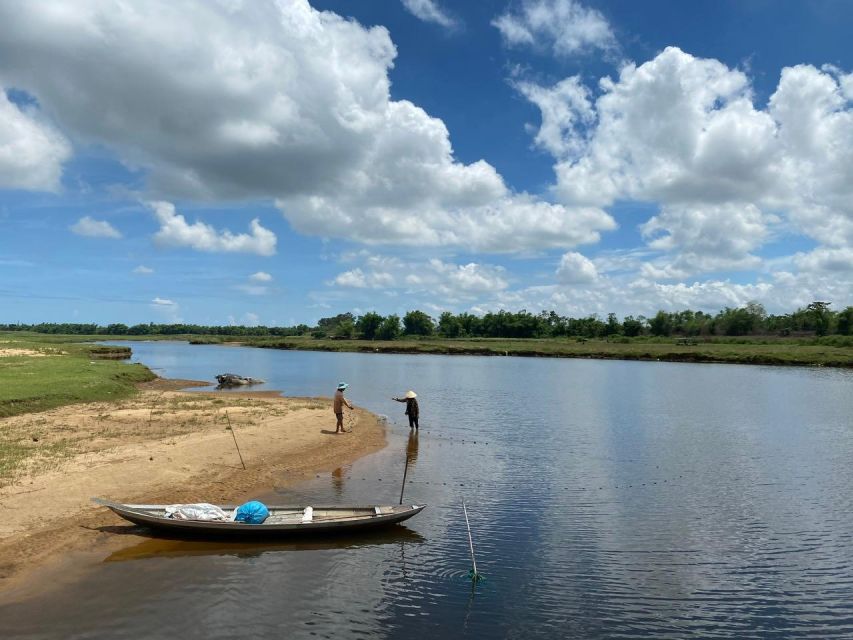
(317, 312, 354, 333)
(457, 313, 483, 337)
(540, 310, 567, 337)
(765, 313, 793, 336)
(715, 304, 765, 336)
(807, 301, 832, 336)
(837, 306, 853, 335)
(622, 315, 644, 337)
(744, 301, 767, 322)
(648, 311, 673, 337)
(105, 323, 129, 335)
(377, 315, 401, 340)
(336, 318, 355, 338)
(127, 323, 152, 335)
(356, 312, 383, 340)
(403, 310, 434, 336)
(437, 311, 462, 338)
(605, 313, 621, 336)
(481, 309, 541, 338)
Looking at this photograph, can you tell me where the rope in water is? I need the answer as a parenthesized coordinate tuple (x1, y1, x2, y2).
(278, 472, 695, 494)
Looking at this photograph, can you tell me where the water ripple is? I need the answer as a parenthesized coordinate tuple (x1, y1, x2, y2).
(4, 348, 853, 638)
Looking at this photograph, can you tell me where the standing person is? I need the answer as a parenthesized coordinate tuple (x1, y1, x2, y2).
(393, 390, 419, 430)
(334, 382, 353, 433)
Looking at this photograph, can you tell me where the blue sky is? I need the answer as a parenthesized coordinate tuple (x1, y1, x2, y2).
(0, 0, 851, 326)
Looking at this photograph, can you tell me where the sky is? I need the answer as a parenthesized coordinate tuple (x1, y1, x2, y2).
(0, 0, 851, 327)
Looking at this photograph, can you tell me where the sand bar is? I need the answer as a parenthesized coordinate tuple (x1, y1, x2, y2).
(0, 379, 385, 597)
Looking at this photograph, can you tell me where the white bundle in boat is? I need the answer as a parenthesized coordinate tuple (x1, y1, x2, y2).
(164, 503, 230, 521)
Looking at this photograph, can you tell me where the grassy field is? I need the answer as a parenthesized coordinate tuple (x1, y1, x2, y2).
(0, 333, 154, 418)
(232, 334, 853, 367)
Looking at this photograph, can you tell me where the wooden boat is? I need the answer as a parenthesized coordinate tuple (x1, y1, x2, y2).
(93, 498, 425, 537)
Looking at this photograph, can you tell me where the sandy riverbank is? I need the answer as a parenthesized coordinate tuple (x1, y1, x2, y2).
(0, 379, 385, 596)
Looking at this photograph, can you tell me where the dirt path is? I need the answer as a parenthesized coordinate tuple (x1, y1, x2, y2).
(0, 384, 384, 595)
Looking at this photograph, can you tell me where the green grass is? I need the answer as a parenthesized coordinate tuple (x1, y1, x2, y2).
(0, 439, 31, 479)
(238, 335, 853, 367)
(3, 330, 852, 387)
(0, 438, 70, 481)
(0, 333, 155, 418)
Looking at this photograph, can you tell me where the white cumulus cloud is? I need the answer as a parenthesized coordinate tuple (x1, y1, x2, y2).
(330, 252, 508, 302)
(492, 0, 617, 57)
(237, 271, 275, 295)
(519, 46, 853, 279)
(793, 247, 853, 274)
(0, 88, 71, 191)
(639, 203, 769, 274)
(70, 216, 122, 239)
(151, 297, 181, 322)
(426, 259, 509, 293)
(515, 77, 595, 159)
(150, 201, 276, 256)
(549, 47, 778, 208)
(133, 265, 154, 274)
(334, 267, 396, 289)
(401, 0, 457, 29)
(556, 251, 598, 284)
(227, 312, 261, 326)
(0, 0, 612, 253)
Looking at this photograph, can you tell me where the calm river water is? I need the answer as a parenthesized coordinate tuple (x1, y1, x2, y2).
(4, 342, 853, 638)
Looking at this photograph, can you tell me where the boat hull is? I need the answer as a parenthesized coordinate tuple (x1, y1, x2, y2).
(94, 499, 425, 538)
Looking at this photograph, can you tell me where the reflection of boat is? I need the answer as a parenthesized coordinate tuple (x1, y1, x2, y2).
(104, 527, 426, 562)
(94, 498, 425, 537)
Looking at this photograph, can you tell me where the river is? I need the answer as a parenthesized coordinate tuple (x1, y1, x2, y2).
(4, 342, 853, 638)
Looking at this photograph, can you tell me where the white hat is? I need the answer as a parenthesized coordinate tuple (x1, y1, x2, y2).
(405, 390, 417, 399)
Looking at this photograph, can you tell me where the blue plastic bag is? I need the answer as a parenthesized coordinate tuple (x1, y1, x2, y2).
(234, 500, 269, 524)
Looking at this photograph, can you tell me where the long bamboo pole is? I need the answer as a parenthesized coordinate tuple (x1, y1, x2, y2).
(225, 410, 246, 470)
(399, 451, 411, 505)
(462, 499, 479, 581)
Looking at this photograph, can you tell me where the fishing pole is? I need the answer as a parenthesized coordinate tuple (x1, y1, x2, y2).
(399, 449, 411, 504)
(462, 499, 482, 583)
(224, 410, 246, 470)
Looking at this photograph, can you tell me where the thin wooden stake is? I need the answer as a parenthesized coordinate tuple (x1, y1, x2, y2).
(399, 451, 411, 505)
(147, 391, 164, 432)
(225, 410, 246, 470)
(463, 499, 479, 580)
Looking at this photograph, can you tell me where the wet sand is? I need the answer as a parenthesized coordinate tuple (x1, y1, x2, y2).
(0, 380, 385, 599)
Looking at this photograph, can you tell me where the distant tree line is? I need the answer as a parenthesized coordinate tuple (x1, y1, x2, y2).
(0, 322, 309, 337)
(4, 301, 852, 340)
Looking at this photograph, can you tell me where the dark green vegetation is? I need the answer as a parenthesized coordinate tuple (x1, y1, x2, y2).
(242, 335, 853, 367)
(3, 300, 852, 369)
(0, 334, 154, 418)
(4, 300, 851, 340)
(0, 322, 309, 338)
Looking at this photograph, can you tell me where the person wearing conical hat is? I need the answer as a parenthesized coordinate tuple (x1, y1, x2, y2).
(333, 382, 353, 433)
(392, 390, 419, 430)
